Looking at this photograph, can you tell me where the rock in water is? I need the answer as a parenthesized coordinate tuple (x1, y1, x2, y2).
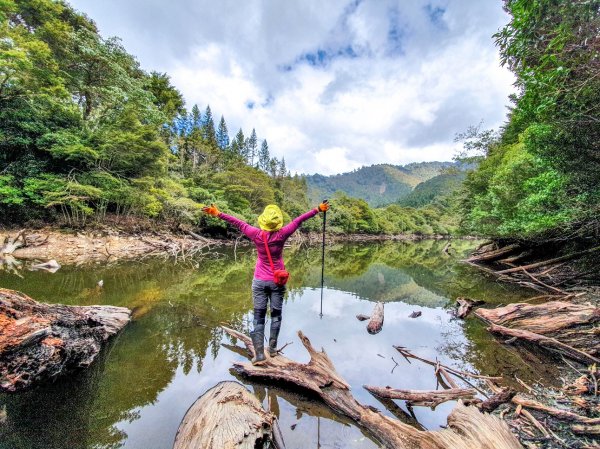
(0, 288, 131, 392)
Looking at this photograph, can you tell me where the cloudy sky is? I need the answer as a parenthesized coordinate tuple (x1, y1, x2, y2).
(68, 0, 515, 175)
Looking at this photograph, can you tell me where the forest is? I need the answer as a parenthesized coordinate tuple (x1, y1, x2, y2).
(1, 0, 598, 246)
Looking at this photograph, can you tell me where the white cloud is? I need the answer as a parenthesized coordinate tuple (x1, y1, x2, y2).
(68, 0, 515, 175)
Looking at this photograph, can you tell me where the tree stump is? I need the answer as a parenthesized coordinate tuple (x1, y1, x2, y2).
(0, 288, 131, 392)
(221, 326, 522, 449)
(173, 381, 284, 449)
(367, 302, 384, 334)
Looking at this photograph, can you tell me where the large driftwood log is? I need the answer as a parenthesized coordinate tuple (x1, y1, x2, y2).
(487, 323, 599, 365)
(364, 386, 477, 408)
(455, 297, 485, 319)
(222, 327, 522, 449)
(367, 302, 384, 335)
(173, 381, 284, 449)
(475, 301, 600, 360)
(467, 244, 520, 263)
(0, 288, 131, 392)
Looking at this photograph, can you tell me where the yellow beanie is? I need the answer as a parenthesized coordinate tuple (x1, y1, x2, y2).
(258, 205, 283, 231)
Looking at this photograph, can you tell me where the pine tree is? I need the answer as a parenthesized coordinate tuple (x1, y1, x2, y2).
(258, 139, 270, 171)
(246, 128, 258, 166)
(216, 115, 229, 150)
(191, 105, 202, 130)
(232, 128, 245, 159)
(278, 157, 287, 178)
(269, 157, 279, 178)
(202, 105, 217, 147)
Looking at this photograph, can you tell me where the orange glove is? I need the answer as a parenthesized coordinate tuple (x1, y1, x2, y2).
(317, 200, 329, 212)
(202, 203, 220, 217)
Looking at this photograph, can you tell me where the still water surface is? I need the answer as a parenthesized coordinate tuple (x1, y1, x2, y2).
(0, 240, 558, 449)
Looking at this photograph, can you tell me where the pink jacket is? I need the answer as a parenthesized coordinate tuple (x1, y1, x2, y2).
(218, 209, 319, 281)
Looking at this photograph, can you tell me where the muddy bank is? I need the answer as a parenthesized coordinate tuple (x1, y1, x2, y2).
(0, 229, 223, 265)
(1, 228, 466, 266)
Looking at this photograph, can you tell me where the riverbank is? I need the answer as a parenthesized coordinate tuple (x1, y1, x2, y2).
(0, 227, 463, 266)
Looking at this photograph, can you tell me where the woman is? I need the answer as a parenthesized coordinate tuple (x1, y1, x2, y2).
(202, 201, 329, 364)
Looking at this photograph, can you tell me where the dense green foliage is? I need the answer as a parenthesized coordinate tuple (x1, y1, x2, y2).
(398, 172, 466, 208)
(460, 0, 599, 239)
(306, 162, 455, 207)
(0, 0, 306, 229)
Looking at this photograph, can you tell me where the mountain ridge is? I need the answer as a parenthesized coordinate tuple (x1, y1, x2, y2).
(305, 161, 458, 207)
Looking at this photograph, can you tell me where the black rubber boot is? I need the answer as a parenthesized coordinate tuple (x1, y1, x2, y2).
(268, 316, 282, 357)
(250, 323, 266, 365)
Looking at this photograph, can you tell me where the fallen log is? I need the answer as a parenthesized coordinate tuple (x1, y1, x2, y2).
(0, 288, 131, 392)
(364, 386, 477, 408)
(495, 246, 600, 275)
(572, 424, 600, 436)
(394, 346, 503, 382)
(1, 230, 26, 255)
(222, 326, 522, 449)
(475, 301, 600, 357)
(173, 381, 284, 449)
(367, 302, 384, 334)
(477, 387, 517, 413)
(487, 323, 599, 365)
(467, 243, 520, 263)
(30, 259, 61, 273)
(455, 297, 485, 319)
(487, 381, 600, 425)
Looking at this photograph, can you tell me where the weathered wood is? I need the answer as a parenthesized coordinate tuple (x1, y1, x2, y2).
(495, 246, 600, 275)
(364, 385, 477, 408)
(356, 314, 370, 321)
(477, 387, 517, 413)
(475, 301, 600, 358)
(0, 288, 131, 392)
(467, 244, 520, 263)
(572, 424, 600, 435)
(455, 297, 485, 319)
(394, 346, 503, 381)
(1, 231, 26, 254)
(487, 323, 600, 365)
(487, 381, 600, 425)
(173, 381, 283, 449)
(222, 327, 522, 449)
(367, 302, 384, 335)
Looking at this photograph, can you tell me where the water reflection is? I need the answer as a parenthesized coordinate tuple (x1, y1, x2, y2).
(0, 240, 554, 449)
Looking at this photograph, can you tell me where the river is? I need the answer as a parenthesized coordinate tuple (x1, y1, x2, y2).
(0, 240, 559, 449)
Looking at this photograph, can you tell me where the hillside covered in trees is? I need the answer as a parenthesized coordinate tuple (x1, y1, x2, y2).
(459, 0, 599, 244)
(306, 161, 456, 207)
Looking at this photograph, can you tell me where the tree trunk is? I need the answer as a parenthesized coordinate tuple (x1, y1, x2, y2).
(367, 302, 384, 334)
(1, 231, 26, 255)
(467, 244, 520, 263)
(221, 327, 522, 449)
(173, 381, 284, 449)
(475, 301, 600, 358)
(455, 297, 485, 319)
(364, 386, 477, 408)
(0, 288, 131, 392)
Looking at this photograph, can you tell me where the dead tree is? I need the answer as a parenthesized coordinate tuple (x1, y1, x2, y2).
(455, 298, 485, 319)
(1, 231, 26, 254)
(0, 288, 131, 392)
(364, 386, 477, 408)
(173, 381, 285, 449)
(367, 302, 384, 334)
(475, 301, 600, 362)
(221, 326, 522, 449)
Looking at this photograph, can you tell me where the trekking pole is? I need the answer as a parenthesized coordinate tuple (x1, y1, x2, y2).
(319, 199, 328, 318)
